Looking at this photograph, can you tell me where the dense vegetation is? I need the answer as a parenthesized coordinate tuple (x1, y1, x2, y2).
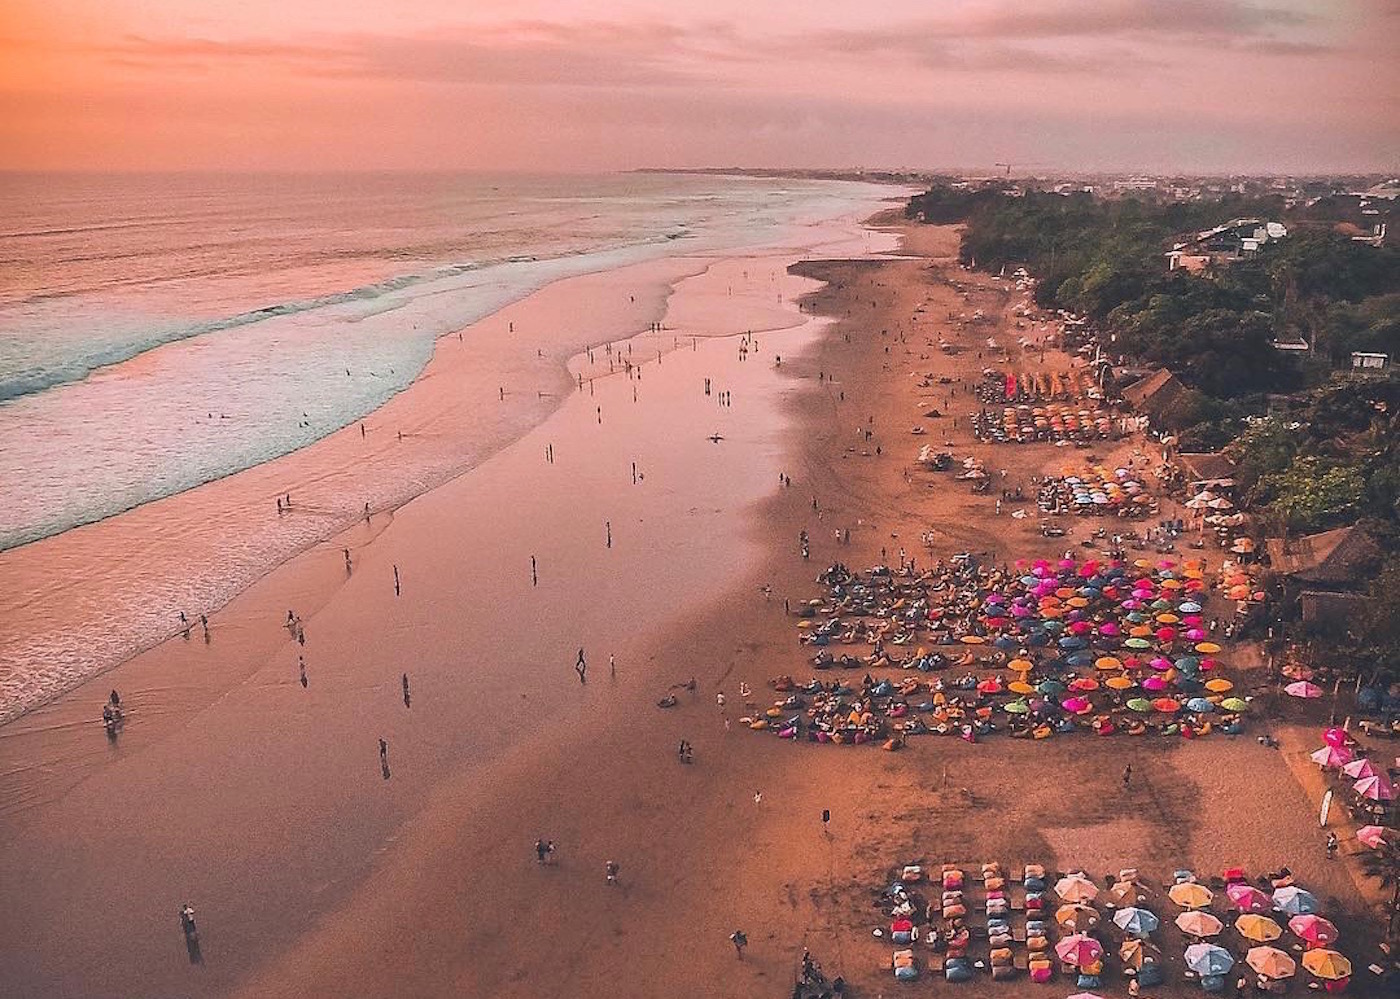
(908, 185, 1400, 675)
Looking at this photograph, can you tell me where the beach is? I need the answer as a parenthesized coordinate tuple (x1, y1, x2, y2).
(1, 210, 1381, 999)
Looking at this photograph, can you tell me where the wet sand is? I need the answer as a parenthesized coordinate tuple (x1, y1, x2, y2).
(3, 214, 1382, 999)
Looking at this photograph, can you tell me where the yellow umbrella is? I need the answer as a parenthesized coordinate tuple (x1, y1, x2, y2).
(1130, 625, 1153, 638)
(1235, 914, 1282, 942)
(1009, 681, 1036, 695)
(1106, 676, 1134, 691)
(1176, 910, 1223, 937)
(1007, 658, 1034, 672)
(1168, 882, 1213, 909)
(960, 635, 986, 645)
(1119, 938, 1159, 970)
(1156, 613, 1181, 624)
(1196, 642, 1222, 654)
(1205, 678, 1234, 693)
(1096, 656, 1123, 670)
(1161, 579, 1183, 590)
(1067, 596, 1090, 608)
(1301, 949, 1352, 980)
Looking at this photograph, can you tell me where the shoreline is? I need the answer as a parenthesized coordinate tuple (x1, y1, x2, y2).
(0, 194, 901, 728)
(0, 208, 900, 997)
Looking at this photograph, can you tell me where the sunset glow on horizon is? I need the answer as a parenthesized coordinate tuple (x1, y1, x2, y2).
(3, 0, 1397, 174)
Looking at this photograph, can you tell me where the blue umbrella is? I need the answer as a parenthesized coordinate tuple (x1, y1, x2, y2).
(1272, 886, 1318, 915)
(1068, 651, 1095, 666)
(1186, 697, 1214, 713)
(1184, 943, 1234, 976)
(1059, 637, 1086, 649)
(1113, 906, 1160, 938)
(1026, 632, 1051, 647)
(1038, 679, 1066, 695)
(1042, 620, 1065, 633)
(994, 636, 1018, 649)
(1179, 602, 1203, 613)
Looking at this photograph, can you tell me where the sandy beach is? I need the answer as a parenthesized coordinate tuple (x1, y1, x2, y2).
(2, 211, 1383, 999)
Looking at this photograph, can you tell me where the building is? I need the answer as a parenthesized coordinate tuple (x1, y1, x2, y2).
(1120, 368, 1188, 425)
(1266, 525, 1380, 587)
(1351, 352, 1390, 371)
(1167, 219, 1288, 274)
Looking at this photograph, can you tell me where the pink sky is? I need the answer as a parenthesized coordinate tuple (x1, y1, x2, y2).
(2, 0, 1397, 173)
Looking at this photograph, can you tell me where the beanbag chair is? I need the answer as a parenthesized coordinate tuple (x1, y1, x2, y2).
(1029, 964, 1053, 983)
(894, 964, 918, 981)
(991, 963, 1017, 981)
(944, 959, 973, 983)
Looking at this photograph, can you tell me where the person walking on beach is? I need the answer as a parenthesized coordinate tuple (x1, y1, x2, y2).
(1326, 831, 1338, 859)
(575, 648, 588, 683)
(730, 929, 748, 959)
(716, 691, 726, 711)
(379, 738, 390, 779)
(1122, 764, 1132, 788)
(605, 860, 619, 886)
(610, 653, 616, 679)
(393, 564, 400, 596)
(535, 838, 548, 864)
(299, 655, 308, 688)
(402, 673, 411, 708)
(343, 548, 352, 574)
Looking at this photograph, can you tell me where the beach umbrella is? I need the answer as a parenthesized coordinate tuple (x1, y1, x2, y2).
(1055, 933, 1103, 967)
(1186, 697, 1215, 713)
(959, 635, 985, 645)
(1196, 642, 1222, 654)
(1246, 946, 1297, 980)
(1067, 651, 1095, 666)
(1004, 700, 1030, 714)
(1169, 882, 1214, 909)
(1179, 602, 1202, 613)
(1056, 904, 1100, 932)
(1095, 656, 1123, 671)
(1142, 676, 1169, 692)
(1127, 698, 1153, 713)
(1205, 679, 1233, 693)
(977, 678, 1004, 694)
(1221, 697, 1249, 712)
(1322, 727, 1349, 747)
(1358, 825, 1389, 849)
(1227, 884, 1272, 914)
(1176, 910, 1223, 937)
(1356, 774, 1396, 801)
(1288, 914, 1340, 946)
(1119, 938, 1160, 969)
(1342, 758, 1380, 779)
(1056, 874, 1100, 903)
(1008, 681, 1036, 695)
(1152, 698, 1181, 713)
(1113, 906, 1159, 938)
(1124, 638, 1151, 649)
(1285, 681, 1324, 699)
(1236, 914, 1283, 941)
(1301, 949, 1352, 980)
(1310, 745, 1354, 768)
(1038, 679, 1066, 696)
(1106, 676, 1134, 691)
(1007, 658, 1034, 672)
(1069, 678, 1100, 693)
(1272, 886, 1318, 915)
(1184, 943, 1234, 977)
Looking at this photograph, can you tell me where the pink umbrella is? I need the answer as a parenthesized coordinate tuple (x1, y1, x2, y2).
(1149, 657, 1173, 671)
(1069, 621, 1093, 635)
(1055, 933, 1104, 967)
(1099, 623, 1121, 636)
(1142, 676, 1168, 692)
(1185, 628, 1206, 641)
(1288, 914, 1340, 946)
(1156, 627, 1177, 641)
(1357, 826, 1389, 849)
(1356, 775, 1396, 801)
(1227, 883, 1272, 913)
(1322, 727, 1349, 748)
(1310, 746, 1354, 768)
(1342, 758, 1379, 779)
(1285, 681, 1323, 698)
(1062, 696, 1091, 714)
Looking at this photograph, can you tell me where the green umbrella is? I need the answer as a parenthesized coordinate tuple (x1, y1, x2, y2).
(1127, 698, 1153, 712)
(1221, 697, 1249, 711)
(1004, 700, 1030, 714)
(1125, 638, 1151, 649)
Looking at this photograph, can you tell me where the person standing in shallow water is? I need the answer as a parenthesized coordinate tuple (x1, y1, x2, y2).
(575, 648, 587, 683)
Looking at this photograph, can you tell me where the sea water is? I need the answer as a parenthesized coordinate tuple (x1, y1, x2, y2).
(0, 171, 893, 719)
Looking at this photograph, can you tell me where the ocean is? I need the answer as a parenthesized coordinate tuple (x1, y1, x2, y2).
(0, 171, 894, 721)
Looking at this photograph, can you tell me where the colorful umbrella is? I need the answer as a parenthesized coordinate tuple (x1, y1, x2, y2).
(1301, 949, 1352, 980)
(1106, 676, 1134, 691)
(1246, 946, 1297, 980)
(1356, 774, 1395, 801)
(1176, 910, 1223, 937)
(1227, 884, 1272, 913)
(1184, 943, 1234, 976)
(1008, 681, 1036, 694)
(1056, 874, 1100, 903)
(1272, 886, 1318, 915)
(1285, 681, 1323, 699)
(1113, 906, 1159, 938)
(1288, 914, 1339, 946)
(1358, 825, 1389, 849)
(1221, 697, 1249, 712)
(1055, 933, 1103, 967)
(1152, 698, 1181, 713)
(1127, 698, 1152, 713)
(1235, 914, 1282, 942)
(1169, 882, 1214, 909)
(1003, 700, 1030, 714)
(1310, 745, 1354, 768)
(1342, 758, 1379, 779)
(1056, 904, 1100, 932)
(1204, 678, 1233, 693)
(1322, 726, 1349, 747)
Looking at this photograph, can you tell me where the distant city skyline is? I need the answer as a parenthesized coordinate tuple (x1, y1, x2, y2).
(3, 0, 1397, 173)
